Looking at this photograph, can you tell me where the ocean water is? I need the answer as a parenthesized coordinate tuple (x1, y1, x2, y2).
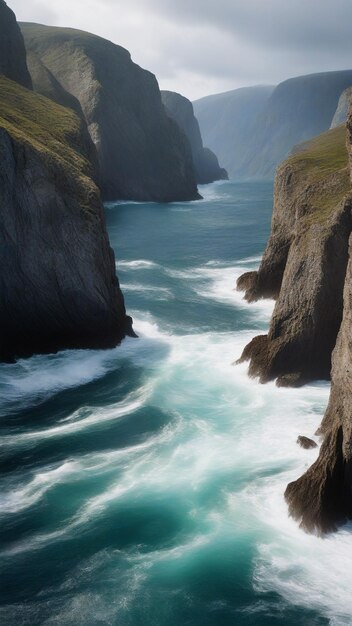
(0, 180, 351, 626)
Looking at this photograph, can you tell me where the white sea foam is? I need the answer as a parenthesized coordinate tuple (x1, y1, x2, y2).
(117, 259, 159, 270)
(120, 283, 174, 299)
(0, 349, 119, 413)
(2, 243, 348, 625)
(0, 384, 153, 447)
(165, 262, 274, 321)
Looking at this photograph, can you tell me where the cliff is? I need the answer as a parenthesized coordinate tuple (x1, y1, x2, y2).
(0, 0, 32, 89)
(20, 23, 200, 202)
(0, 75, 133, 362)
(194, 72, 352, 180)
(193, 85, 274, 179)
(330, 86, 352, 128)
(161, 90, 228, 184)
(237, 125, 351, 386)
(284, 111, 352, 533)
(26, 50, 84, 120)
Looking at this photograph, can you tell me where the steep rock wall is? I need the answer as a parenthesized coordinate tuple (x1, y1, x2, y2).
(21, 23, 199, 202)
(284, 108, 352, 533)
(237, 125, 351, 386)
(0, 76, 132, 361)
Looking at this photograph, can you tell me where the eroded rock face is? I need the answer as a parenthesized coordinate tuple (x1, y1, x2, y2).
(285, 235, 352, 532)
(285, 112, 352, 529)
(237, 126, 351, 385)
(0, 0, 32, 89)
(21, 24, 200, 202)
(0, 77, 132, 362)
(161, 90, 228, 184)
(236, 161, 299, 302)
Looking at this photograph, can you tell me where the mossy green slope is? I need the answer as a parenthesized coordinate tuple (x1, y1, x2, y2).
(0, 75, 92, 178)
(290, 124, 348, 180)
(282, 124, 350, 226)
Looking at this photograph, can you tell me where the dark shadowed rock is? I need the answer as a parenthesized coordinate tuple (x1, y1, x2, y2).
(297, 436, 318, 450)
(0, 76, 133, 361)
(161, 90, 228, 184)
(21, 23, 199, 202)
(0, 0, 32, 89)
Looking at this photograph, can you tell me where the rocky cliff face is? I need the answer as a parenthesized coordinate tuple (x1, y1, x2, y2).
(21, 23, 199, 202)
(0, 76, 133, 361)
(0, 0, 32, 89)
(237, 105, 352, 532)
(26, 51, 84, 120)
(330, 86, 352, 128)
(161, 90, 228, 184)
(237, 125, 351, 386)
(284, 111, 352, 533)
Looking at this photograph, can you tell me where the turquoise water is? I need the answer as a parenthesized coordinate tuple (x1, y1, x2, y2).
(1, 181, 351, 625)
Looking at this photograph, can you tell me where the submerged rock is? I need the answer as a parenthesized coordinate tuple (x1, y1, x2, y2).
(21, 23, 200, 203)
(161, 90, 228, 184)
(0, 76, 132, 361)
(297, 436, 318, 450)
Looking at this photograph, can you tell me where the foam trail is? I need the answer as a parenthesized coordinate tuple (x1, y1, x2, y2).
(1, 384, 153, 446)
(117, 259, 159, 270)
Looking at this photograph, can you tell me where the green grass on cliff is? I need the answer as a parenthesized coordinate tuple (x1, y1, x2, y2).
(290, 125, 348, 176)
(0, 75, 91, 179)
(287, 125, 351, 225)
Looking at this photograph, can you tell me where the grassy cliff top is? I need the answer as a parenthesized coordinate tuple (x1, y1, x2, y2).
(0, 75, 92, 177)
(285, 125, 351, 226)
(290, 124, 348, 178)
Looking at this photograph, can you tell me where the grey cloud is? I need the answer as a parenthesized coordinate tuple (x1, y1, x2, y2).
(113, 0, 352, 51)
(8, 0, 352, 99)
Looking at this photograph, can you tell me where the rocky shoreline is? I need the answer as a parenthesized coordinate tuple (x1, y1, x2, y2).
(237, 114, 352, 532)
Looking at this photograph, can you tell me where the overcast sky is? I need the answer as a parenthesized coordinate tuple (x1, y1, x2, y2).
(10, 0, 352, 100)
